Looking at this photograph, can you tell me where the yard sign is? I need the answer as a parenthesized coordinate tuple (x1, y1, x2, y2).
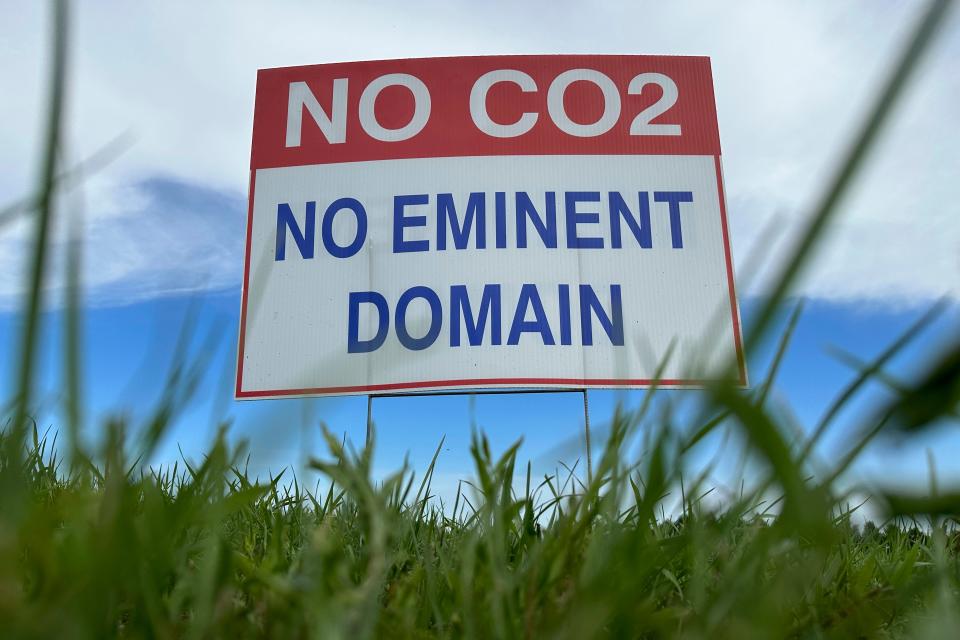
(236, 55, 745, 399)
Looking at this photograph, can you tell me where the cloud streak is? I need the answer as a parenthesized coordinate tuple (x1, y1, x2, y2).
(1, 1, 957, 308)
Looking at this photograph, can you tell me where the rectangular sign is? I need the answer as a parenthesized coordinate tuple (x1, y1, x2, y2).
(237, 55, 745, 398)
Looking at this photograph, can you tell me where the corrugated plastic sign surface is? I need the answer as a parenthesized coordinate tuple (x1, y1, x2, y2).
(237, 55, 745, 399)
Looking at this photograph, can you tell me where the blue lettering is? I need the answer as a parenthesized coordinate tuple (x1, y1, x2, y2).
(580, 284, 624, 346)
(437, 193, 486, 250)
(610, 192, 652, 249)
(396, 286, 442, 350)
(347, 291, 389, 353)
(393, 194, 430, 253)
(558, 284, 572, 345)
(275, 201, 315, 261)
(450, 284, 501, 346)
(654, 191, 693, 249)
(516, 192, 557, 249)
(565, 191, 603, 249)
(495, 192, 507, 248)
(508, 283, 555, 345)
(322, 197, 367, 259)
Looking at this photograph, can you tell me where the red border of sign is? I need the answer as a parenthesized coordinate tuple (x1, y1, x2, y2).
(234, 154, 746, 398)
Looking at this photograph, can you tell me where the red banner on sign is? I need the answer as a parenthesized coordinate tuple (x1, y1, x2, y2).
(251, 55, 721, 169)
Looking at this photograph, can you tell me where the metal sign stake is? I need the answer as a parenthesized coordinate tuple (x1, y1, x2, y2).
(366, 394, 373, 449)
(583, 389, 592, 483)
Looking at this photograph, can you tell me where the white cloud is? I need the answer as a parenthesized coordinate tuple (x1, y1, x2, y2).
(1, 0, 958, 307)
(0, 176, 244, 310)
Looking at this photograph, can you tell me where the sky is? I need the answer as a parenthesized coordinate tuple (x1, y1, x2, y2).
(1, 1, 958, 502)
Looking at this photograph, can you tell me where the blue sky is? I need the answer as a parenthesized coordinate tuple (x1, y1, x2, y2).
(2, 1, 959, 502)
(3, 268, 957, 500)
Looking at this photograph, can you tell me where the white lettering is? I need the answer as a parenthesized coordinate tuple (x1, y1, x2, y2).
(470, 70, 539, 138)
(359, 73, 432, 142)
(285, 79, 348, 147)
(547, 69, 621, 137)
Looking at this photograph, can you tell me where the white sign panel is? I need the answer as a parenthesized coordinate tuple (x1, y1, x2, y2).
(237, 55, 745, 398)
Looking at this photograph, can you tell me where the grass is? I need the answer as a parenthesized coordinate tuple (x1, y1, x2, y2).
(3, 0, 960, 637)
(2, 413, 960, 638)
